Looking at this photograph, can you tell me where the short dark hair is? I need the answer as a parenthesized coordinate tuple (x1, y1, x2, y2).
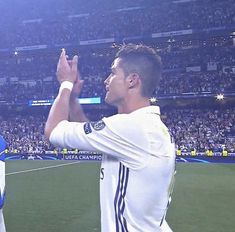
(115, 44, 162, 97)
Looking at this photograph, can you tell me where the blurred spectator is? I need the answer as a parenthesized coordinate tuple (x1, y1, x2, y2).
(0, 40, 234, 102)
(0, 0, 234, 47)
(0, 108, 234, 154)
(162, 108, 235, 153)
(0, 0, 234, 156)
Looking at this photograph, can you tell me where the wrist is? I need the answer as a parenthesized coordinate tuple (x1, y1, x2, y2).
(70, 95, 78, 103)
(60, 81, 74, 92)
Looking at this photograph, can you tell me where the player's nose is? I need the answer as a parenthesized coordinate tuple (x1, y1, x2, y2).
(104, 74, 111, 85)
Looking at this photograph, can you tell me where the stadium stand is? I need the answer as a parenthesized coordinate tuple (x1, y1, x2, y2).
(0, 107, 234, 155)
(0, 0, 235, 46)
(0, 0, 235, 156)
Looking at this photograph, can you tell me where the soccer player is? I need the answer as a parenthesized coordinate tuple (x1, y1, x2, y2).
(45, 44, 175, 232)
(0, 135, 6, 232)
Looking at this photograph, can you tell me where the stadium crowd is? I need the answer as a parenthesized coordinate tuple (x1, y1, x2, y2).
(0, 115, 50, 154)
(162, 108, 235, 153)
(0, 0, 234, 157)
(0, 70, 234, 103)
(0, 38, 235, 102)
(159, 71, 235, 95)
(0, 0, 234, 47)
(1, 108, 235, 155)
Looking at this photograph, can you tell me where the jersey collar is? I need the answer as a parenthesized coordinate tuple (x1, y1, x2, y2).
(131, 105, 160, 115)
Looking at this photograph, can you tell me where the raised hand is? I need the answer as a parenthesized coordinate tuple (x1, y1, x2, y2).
(56, 49, 78, 84)
(71, 76, 84, 99)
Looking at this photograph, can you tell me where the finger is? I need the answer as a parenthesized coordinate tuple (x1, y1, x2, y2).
(57, 49, 66, 69)
(59, 49, 68, 67)
(60, 48, 66, 58)
(77, 71, 81, 81)
(67, 56, 77, 69)
(71, 55, 78, 73)
(68, 60, 73, 68)
(60, 49, 67, 63)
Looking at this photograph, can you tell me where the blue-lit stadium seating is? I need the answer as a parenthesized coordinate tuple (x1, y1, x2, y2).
(0, 0, 234, 155)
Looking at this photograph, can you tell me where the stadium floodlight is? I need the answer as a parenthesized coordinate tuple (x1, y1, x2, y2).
(216, 94, 224, 100)
(149, 97, 157, 103)
(14, 51, 18, 56)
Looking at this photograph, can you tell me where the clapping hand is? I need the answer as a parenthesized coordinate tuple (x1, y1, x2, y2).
(56, 49, 78, 84)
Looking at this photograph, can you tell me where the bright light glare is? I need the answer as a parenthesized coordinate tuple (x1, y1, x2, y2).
(216, 94, 224, 100)
(150, 97, 157, 103)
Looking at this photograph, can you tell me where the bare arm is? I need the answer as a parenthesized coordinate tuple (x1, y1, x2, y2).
(69, 79, 89, 122)
(69, 97, 88, 122)
(45, 89, 71, 139)
(44, 49, 78, 140)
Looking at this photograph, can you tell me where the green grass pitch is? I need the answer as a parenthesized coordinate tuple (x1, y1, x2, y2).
(5, 161, 235, 232)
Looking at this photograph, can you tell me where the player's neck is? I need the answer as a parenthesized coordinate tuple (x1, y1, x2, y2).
(117, 96, 150, 114)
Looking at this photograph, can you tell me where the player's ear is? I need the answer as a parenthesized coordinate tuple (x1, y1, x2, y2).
(127, 73, 140, 89)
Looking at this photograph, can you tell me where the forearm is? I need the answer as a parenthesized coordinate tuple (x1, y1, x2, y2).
(69, 97, 89, 122)
(45, 49, 80, 139)
(45, 89, 71, 140)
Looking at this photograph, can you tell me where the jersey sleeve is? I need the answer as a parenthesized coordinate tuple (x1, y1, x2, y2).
(49, 115, 149, 168)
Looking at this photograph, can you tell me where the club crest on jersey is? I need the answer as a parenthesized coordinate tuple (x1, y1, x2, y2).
(91, 120, 106, 131)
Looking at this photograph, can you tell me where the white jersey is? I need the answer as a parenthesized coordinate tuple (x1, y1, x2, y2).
(50, 106, 175, 232)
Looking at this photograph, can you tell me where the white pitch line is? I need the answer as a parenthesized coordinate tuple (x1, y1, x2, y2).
(6, 161, 81, 176)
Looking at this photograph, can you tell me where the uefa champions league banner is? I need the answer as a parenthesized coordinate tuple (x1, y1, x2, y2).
(5, 151, 102, 161)
(4, 152, 235, 163)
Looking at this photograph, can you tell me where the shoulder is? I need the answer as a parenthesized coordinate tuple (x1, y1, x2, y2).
(103, 113, 139, 131)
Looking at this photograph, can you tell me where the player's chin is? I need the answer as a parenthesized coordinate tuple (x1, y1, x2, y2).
(104, 94, 111, 104)
(105, 93, 114, 105)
